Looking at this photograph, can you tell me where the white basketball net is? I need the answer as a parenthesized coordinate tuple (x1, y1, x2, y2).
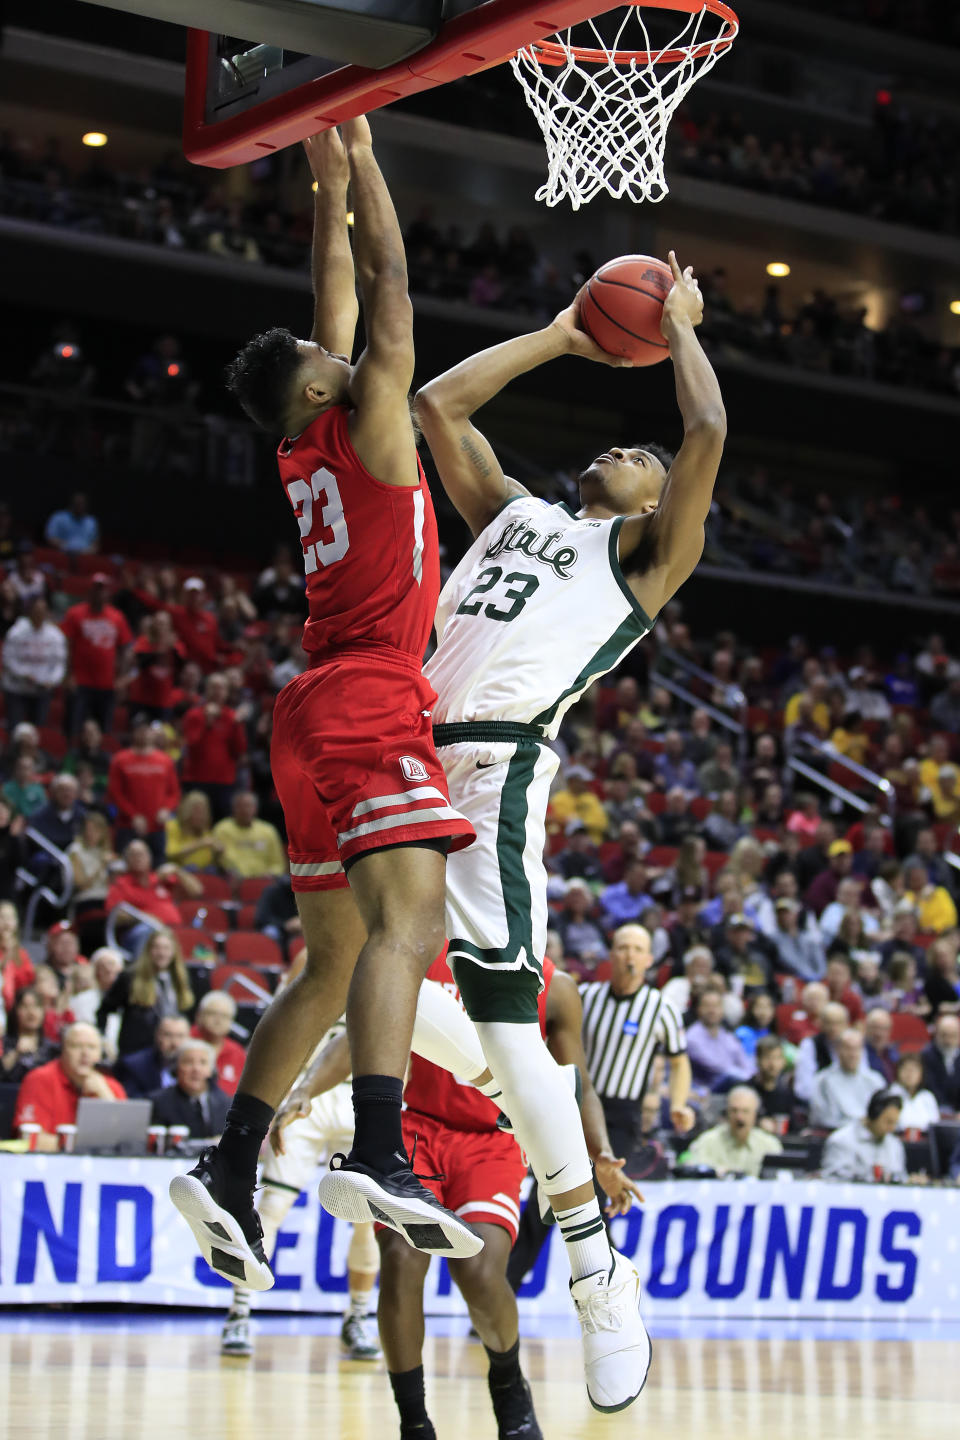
(509, 4, 737, 209)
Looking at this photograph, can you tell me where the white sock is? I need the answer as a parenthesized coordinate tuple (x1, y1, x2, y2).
(348, 1289, 370, 1319)
(477, 1076, 504, 1102)
(412, 978, 488, 1081)
(554, 1200, 612, 1282)
(229, 1288, 251, 1318)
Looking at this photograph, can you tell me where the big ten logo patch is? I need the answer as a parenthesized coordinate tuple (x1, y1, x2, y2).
(622, 1018, 640, 1037)
(400, 755, 430, 783)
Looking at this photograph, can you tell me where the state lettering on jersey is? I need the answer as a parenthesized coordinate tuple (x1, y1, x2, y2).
(484, 518, 578, 578)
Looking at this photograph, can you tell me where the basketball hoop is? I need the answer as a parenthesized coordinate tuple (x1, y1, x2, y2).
(508, 0, 738, 209)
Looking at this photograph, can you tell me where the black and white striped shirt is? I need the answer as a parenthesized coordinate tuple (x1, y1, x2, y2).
(579, 981, 686, 1101)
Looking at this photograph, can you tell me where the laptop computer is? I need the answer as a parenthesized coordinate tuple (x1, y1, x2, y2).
(74, 1099, 152, 1155)
(760, 1151, 815, 1178)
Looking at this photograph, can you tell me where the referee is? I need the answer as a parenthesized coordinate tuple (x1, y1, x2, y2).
(579, 924, 694, 1162)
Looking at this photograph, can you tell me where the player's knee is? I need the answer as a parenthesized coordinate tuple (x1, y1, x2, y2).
(257, 1185, 296, 1232)
(377, 1229, 431, 1287)
(450, 1248, 506, 1305)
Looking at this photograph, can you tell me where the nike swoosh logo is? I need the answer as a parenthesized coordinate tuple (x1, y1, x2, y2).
(545, 1165, 567, 1181)
(476, 761, 497, 769)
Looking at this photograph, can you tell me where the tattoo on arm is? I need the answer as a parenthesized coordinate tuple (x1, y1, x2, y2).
(459, 433, 492, 478)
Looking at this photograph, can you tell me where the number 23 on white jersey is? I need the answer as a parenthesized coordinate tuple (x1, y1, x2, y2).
(287, 466, 349, 574)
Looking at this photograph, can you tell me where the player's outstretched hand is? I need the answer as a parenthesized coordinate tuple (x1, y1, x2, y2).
(303, 128, 348, 187)
(269, 1087, 313, 1156)
(661, 249, 704, 333)
(595, 1151, 645, 1216)
(551, 292, 634, 367)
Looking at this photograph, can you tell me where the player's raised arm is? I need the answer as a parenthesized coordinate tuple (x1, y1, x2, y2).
(302, 129, 359, 358)
(623, 251, 726, 617)
(416, 311, 624, 537)
(340, 118, 418, 486)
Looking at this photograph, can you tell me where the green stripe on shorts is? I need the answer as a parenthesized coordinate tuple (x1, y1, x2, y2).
(448, 742, 543, 1024)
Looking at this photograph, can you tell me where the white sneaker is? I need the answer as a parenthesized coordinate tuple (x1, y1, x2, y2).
(221, 1313, 252, 1357)
(570, 1249, 652, 1413)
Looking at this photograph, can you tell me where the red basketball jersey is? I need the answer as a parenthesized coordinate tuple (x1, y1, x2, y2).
(404, 953, 556, 1133)
(277, 406, 439, 663)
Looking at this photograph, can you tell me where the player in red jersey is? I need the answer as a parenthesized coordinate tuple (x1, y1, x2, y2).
(169, 119, 477, 1289)
(287, 951, 642, 1440)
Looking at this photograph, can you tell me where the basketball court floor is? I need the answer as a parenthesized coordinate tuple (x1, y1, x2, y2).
(3, 1313, 957, 1439)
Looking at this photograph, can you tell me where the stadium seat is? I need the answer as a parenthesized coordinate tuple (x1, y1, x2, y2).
(890, 1013, 930, 1052)
(690, 796, 713, 820)
(644, 845, 678, 868)
(234, 903, 258, 930)
(237, 876, 272, 904)
(224, 930, 284, 970)
(646, 793, 667, 815)
(288, 936, 306, 964)
(703, 851, 729, 880)
(195, 873, 234, 902)
(173, 926, 217, 963)
(39, 727, 68, 760)
(592, 960, 612, 982)
(655, 960, 672, 989)
(210, 962, 274, 1007)
(178, 901, 231, 933)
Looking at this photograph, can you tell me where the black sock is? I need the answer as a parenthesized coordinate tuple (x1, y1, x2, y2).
(485, 1337, 523, 1389)
(390, 1365, 431, 1432)
(217, 1092, 275, 1186)
(351, 1074, 406, 1172)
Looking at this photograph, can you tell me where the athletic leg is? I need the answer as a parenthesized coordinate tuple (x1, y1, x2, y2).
(452, 968, 649, 1413)
(317, 844, 483, 1260)
(341, 1222, 382, 1360)
(412, 978, 500, 1099)
(172, 890, 364, 1291)
(449, 1222, 524, 1340)
(376, 1228, 436, 1440)
(446, 1208, 540, 1438)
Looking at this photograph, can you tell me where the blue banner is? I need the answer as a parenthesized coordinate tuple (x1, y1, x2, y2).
(1, 1155, 957, 1317)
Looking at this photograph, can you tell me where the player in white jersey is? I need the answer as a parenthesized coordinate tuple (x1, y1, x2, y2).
(415, 252, 722, 1413)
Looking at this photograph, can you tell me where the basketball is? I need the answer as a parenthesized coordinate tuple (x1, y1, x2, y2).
(580, 254, 674, 366)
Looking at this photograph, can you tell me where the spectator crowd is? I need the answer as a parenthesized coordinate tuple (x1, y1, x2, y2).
(1, 484, 959, 1181)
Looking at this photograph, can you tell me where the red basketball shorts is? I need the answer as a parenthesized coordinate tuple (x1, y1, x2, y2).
(271, 650, 475, 891)
(397, 1110, 527, 1243)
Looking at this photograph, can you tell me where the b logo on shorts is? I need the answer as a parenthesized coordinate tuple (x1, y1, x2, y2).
(400, 755, 430, 782)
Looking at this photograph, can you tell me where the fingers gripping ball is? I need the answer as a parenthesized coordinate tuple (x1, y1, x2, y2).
(580, 254, 673, 366)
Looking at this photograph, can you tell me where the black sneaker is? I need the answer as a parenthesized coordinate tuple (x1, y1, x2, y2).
(400, 1423, 437, 1440)
(169, 1146, 273, 1291)
(317, 1154, 483, 1259)
(489, 1374, 544, 1440)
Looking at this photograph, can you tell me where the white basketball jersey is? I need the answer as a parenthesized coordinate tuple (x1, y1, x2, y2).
(427, 496, 653, 738)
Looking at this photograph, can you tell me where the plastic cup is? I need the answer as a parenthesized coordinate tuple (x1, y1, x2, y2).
(775, 1115, 790, 1137)
(904, 1127, 922, 1143)
(56, 1124, 77, 1154)
(873, 1164, 886, 1182)
(20, 1124, 41, 1152)
(147, 1126, 168, 1156)
(168, 1125, 190, 1151)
